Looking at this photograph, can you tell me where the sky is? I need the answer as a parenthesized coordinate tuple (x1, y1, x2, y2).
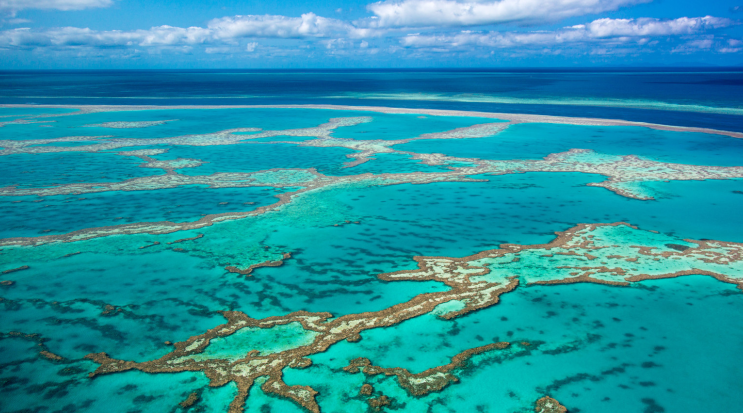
(0, 0, 742, 68)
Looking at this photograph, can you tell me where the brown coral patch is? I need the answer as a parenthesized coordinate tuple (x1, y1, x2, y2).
(139, 241, 161, 249)
(168, 234, 204, 245)
(2, 265, 29, 274)
(101, 305, 121, 316)
(39, 350, 63, 361)
(225, 252, 292, 276)
(344, 342, 510, 396)
(179, 392, 199, 408)
(535, 396, 567, 413)
(359, 383, 373, 396)
(367, 395, 391, 410)
(84, 265, 519, 413)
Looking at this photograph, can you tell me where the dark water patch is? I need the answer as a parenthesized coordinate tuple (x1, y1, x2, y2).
(665, 244, 690, 252)
(641, 398, 666, 413)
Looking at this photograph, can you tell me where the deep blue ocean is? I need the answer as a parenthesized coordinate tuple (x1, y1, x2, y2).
(1, 69, 743, 131)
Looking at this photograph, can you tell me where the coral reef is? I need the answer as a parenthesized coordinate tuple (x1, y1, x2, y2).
(80, 223, 743, 412)
(344, 342, 510, 396)
(535, 396, 568, 413)
(84, 120, 177, 128)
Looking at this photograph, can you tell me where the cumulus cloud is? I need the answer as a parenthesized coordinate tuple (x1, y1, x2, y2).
(207, 13, 368, 39)
(671, 37, 714, 53)
(0, 26, 211, 48)
(718, 38, 741, 53)
(0, 0, 112, 13)
(584, 16, 732, 37)
(365, 0, 648, 28)
(401, 16, 737, 49)
(204, 46, 233, 54)
(0, 9, 738, 60)
(0, 13, 377, 50)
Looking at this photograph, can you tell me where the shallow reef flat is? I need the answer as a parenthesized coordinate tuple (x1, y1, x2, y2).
(2, 103, 742, 137)
(78, 224, 743, 413)
(0, 151, 164, 188)
(0, 107, 497, 142)
(1, 106, 743, 413)
(0, 185, 294, 238)
(396, 122, 743, 167)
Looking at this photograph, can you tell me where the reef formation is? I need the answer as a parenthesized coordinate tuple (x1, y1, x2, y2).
(2, 106, 743, 412)
(82, 223, 742, 412)
(1, 113, 742, 249)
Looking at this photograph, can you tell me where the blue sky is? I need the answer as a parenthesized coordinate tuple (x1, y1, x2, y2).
(1, 0, 742, 68)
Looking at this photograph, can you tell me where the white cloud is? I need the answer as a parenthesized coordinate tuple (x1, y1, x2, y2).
(403, 30, 579, 48)
(365, 0, 648, 28)
(0, 9, 737, 60)
(323, 38, 348, 49)
(0, 0, 112, 13)
(671, 37, 714, 53)
(401, 16, 736, 49)
(585, 16, 732, 37)
(206, 46, 238, 54)
(0, 12, 378, 50)
(0, 26, 212, 48)
(207, 13, 361, 39)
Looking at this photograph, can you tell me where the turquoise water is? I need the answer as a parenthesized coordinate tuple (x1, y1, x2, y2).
(197, 322, 319, 360)
(3, 108, 350, 141)
(329, 112, 502, 141)
(295, 275, 743, 413)
(0, 108, 494, 142)
(31, 141, 101, 147)
(331, 152, 453, 175)
(156, 143, 357, 176)
(1, 106, 742, 413)
(0, 152, 162, 188)
(0, 185, 293, 237)
(397, 123, 743, 166)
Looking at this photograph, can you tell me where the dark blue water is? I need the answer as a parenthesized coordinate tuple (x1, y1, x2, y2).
(2, 69, 742, 132)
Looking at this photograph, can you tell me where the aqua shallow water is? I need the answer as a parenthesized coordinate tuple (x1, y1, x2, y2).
(3, 108, 351, 141)
(157, 143, 357, 176)
(329, 152, 453, 175)
(0, 185, 293, 238)
(1, 171, 740, 353)
(292, 275, 743, 413)
(0, 152, 162, 188)
(328, 112, 503, 141)
(1, 106, 742, 413)
(397, 123, 743, 166)
(0, 108, 495, 143)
